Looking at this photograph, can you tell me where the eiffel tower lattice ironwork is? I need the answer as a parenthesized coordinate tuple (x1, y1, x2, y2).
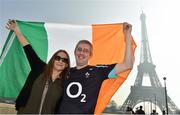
(119, 12, 179, 114)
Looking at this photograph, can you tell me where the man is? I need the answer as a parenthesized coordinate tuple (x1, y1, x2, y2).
(136, 106, 145, 114)
(58, 22, 134, 114)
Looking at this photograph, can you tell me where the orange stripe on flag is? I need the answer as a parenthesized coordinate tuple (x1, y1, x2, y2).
(89, 23, 136, 114)
(90, 23, 125, 64)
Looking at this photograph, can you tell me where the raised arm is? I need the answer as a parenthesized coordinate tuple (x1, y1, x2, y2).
(6, 20, 46, 70)
(114, 22, 135, 74)
(6, 20, 29, 46)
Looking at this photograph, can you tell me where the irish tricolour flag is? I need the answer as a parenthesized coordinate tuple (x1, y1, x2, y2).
(0, 20, 136, 113)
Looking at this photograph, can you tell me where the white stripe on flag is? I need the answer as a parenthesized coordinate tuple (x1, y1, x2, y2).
(44, 23, 92, 66)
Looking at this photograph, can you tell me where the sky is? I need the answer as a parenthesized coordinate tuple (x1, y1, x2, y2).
(1, 0, 180, 113)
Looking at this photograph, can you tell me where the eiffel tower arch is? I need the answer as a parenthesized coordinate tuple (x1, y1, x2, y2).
(119, 12, 179, 114)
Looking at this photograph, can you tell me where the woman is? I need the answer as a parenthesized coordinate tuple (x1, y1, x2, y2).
(6, 20, 70, 114)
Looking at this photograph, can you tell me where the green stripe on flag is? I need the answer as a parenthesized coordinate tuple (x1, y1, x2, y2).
(0, 20, 48, 99)
(0, 32, 15, 66)
(0, 31, 14, 60)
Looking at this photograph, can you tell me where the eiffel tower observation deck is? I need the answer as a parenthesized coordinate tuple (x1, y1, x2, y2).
(119, 12, 179, 114)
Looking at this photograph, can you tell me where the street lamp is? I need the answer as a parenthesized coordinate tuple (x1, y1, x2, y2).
(163, 77, 168, 115)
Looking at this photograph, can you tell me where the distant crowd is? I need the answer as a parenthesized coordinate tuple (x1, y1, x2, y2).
(126, 105, 161, 115)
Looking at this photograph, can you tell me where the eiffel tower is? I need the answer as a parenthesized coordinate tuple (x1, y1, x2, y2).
(119, 12, 179, 114)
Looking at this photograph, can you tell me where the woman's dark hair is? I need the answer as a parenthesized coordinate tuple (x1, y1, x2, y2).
(42, 49, 70, 81)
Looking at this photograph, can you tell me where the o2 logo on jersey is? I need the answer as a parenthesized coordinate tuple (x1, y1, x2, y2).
(66, 82, 86, 102)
